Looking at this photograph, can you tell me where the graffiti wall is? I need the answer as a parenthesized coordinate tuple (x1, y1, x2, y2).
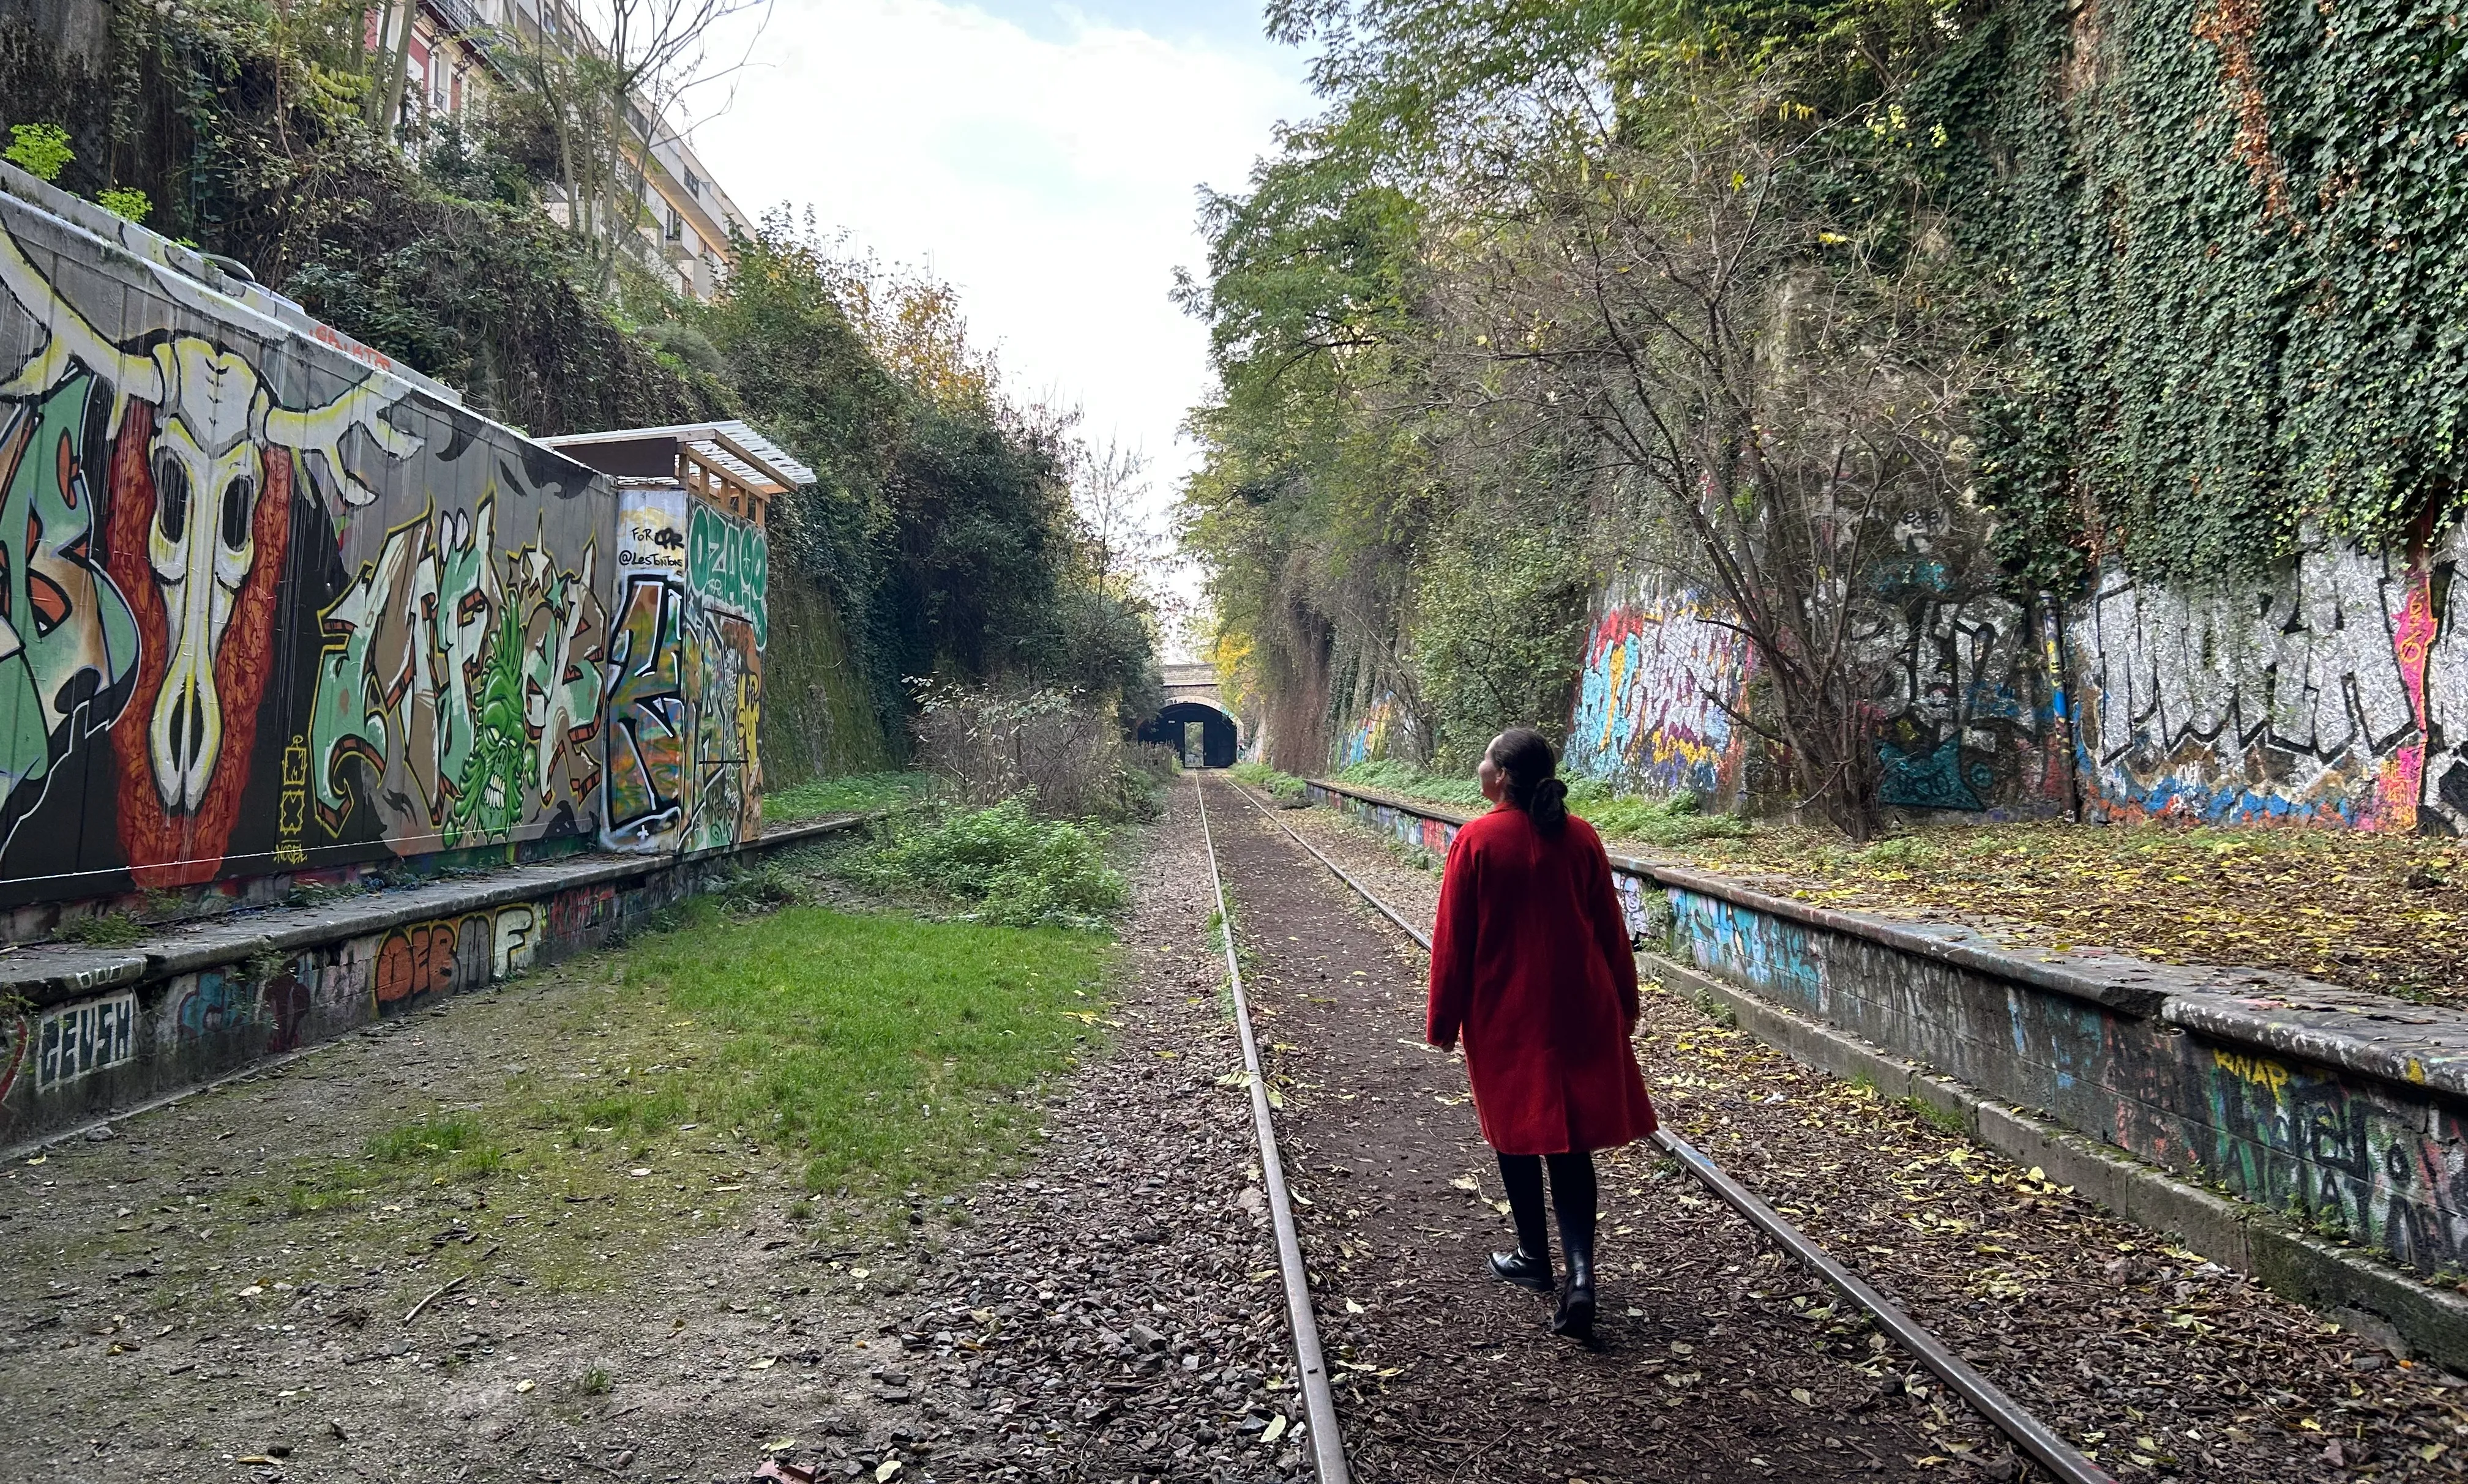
(1563, 579, 1754, 803)
(1335, 694, 1408, 768)
(0, 174, 618, 908)
(601, 487, 765, 853)
(0, 871, 649, 1138)
(1658, 878, 2468, 1273)
(2070, 526, 2464, 832)
(1858, 567, 2071, 818)
(1562, 563, 2071, 817)
(1307, 780, 1460, 858)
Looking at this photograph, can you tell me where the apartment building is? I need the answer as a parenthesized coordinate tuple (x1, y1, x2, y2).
(377, 0, 752, 300)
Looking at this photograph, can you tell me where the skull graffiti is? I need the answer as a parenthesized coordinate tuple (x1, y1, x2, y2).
(0, 220, 422, 813)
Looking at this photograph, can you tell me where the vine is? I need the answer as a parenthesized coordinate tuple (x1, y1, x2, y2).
(1937, 0, 2468, 586)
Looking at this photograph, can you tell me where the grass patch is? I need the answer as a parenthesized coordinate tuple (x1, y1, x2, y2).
(593, 900, 1110, 1193)
(53, 912, 149, 947)
(1902, 1095, 1970, 1136)
(228, 893, 1113, 1298)
(1228, 760, 1309, 804)
(834, 799, 1129, 928)
(1330, 758, 1750, 845)
(765, 772, 936, 825)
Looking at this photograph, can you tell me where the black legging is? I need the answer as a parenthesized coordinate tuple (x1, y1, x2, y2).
(1496, 1149, 1596, 1261)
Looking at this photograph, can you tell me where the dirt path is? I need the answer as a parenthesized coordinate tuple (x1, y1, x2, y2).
(1241, 781, 2468, 1483)
(0, 785, 1306, 1484)
(1203, 776, 1978, 1482)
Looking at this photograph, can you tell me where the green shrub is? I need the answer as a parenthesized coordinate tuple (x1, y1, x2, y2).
(836, 799, 1128, 930)
(94, 186, 149, 223)
(1333, 758, 1486, 808)
(54, 912, 148, 947)
(1229, 760, 1309, 804)
(1574, 788, 1751, 846)
(1331, 759, 1749, 845)
(4, 122, 71, 183)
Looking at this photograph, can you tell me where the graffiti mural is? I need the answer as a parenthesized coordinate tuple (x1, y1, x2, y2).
(1563, 580, 1754, 802)
(1336, 694, 1407, 768)
(310, 500, 606, 854)
(602, 489, 763, 853)
(2070, 528, 2457, 830)
(0, 174, 614, 904)
(371, 903, 539, 1005)
(34, 991, 135, 1087)
(686, 500, 763, 851)
(1858, 572, 2070, 818)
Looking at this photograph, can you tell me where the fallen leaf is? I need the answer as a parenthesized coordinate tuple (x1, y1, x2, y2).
(1262, 1415, 1288, 1444)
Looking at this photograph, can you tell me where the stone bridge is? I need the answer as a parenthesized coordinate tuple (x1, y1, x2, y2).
(1139, 663, 1238, 767)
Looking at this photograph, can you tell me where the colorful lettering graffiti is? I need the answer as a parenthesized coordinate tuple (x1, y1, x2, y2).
(604, 573, 687, 847)
(1564, 582, 1753, 801)
(310, 500, 606, 853)
(0, 188, 615, 903)
(604, 490, 763, 853)
(0, 373, 140, 850)
(372, 903, 539, 1005)
(35, 991, 135, 1087)
(1336, 695, 1406, 767)
(1861, 581, 2067, 817)
(2073, 529, 2454, 830)
(688, 499, 766, 647)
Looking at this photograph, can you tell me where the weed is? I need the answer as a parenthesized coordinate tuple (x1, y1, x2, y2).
(1902, 1095, 1969, 1135)
(1228, 761, 1311, 805)
(836, 799, 1127, 929)
(1329, 759, 1751, 845)
(714, 865, 801, 915)
(765, 772, 937, 826)
(53, 912, 147, 948)
(363, 1117, 502, 1179)
(579, 1366, 613, 1395)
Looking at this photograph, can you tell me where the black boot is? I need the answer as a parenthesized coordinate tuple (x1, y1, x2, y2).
(1546, 1149, 1598, 1340)
(1492, 1152, 1555, 1291)
(1489, 1246, 1554, 1290)
(1550, 1228, 1596, 1338)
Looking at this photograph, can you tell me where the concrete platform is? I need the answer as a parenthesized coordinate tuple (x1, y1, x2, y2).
(0, 814, 869, 1150)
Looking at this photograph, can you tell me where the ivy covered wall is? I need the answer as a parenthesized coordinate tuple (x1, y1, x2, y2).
(1950, 0, 2468, 588)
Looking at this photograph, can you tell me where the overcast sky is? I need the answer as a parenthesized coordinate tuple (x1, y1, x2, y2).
(689, 0, 1318, 656)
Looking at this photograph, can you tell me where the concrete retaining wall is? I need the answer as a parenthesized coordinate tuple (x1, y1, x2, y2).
(0, 814, 862, 1149)
(1302, 777, 2468, 1356)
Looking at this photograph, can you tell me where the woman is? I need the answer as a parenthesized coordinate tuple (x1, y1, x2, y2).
(1426, 728, 1658, 1339)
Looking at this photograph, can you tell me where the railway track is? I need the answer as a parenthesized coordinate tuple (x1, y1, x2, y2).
(1197, 772, 2115, 1484)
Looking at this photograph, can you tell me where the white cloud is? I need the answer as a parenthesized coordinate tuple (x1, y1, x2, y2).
(688, 0, 1313, 653)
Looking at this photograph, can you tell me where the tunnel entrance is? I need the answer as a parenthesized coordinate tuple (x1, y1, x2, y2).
(1138, 700, 1238, 769)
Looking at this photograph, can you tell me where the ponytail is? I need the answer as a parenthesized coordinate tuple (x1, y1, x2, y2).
(1527, 776, 1569, 834)
(1487, 728, 1568, 835)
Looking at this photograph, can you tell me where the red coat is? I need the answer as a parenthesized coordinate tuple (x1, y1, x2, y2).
(1426, 804, 1658, 1155)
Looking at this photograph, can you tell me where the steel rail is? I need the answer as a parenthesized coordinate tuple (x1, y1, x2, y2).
(1224, 778, 2116, 1484)
(1193, 777, 1350, 1484)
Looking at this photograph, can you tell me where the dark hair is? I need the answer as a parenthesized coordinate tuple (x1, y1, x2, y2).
(1487, 728, 1568, 835)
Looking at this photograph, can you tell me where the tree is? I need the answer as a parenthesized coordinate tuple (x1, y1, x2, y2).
(490, 0, 771, 293)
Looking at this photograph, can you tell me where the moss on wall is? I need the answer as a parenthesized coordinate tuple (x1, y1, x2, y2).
(761, 574, 892, 786)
